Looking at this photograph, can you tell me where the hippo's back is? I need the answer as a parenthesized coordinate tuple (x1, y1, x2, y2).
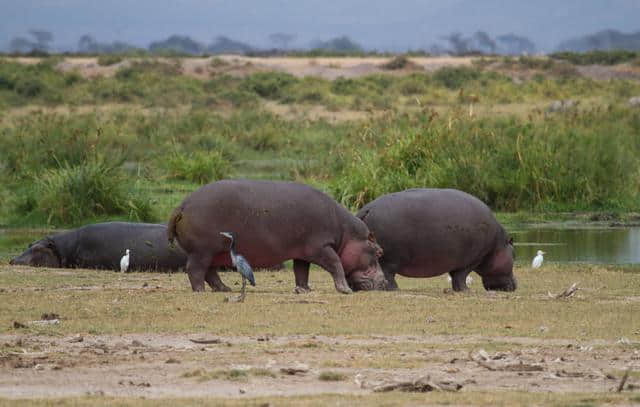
(73, 222, 186, 271)
(357, 189, 502, 277)
(173, 180, 353, 261)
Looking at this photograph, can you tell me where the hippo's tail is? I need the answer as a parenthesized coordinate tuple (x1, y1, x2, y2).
(167, 206, 183, 248)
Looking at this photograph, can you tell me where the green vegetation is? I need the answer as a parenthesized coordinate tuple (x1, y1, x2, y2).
(318, 371, 347, 381)
(550, 49, 640, 65)
(1, 55, 640, 227)
(328, 108, 640, 211)
(96, 54, 123, 66)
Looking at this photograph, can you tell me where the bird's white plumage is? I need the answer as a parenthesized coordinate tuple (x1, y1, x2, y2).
(120, 249, 130, 273)
(446, 275, 473, 285)
(532, 250, 545, 268)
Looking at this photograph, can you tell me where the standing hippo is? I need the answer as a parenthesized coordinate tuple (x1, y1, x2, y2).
(357, 189, 516, 291)
(167, 179, 387, 294)
(10, 222, 187, 272)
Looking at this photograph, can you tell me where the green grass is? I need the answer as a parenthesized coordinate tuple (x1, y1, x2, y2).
(1, 265, 638, 339)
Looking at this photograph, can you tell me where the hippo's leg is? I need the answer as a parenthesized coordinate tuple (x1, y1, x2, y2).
(293, 259, 312, 293)
(205, 268, 232, 292)
(186, 253, 210, 292)
(381, 263, 399, 290)
(310, 247, 352, 294)
(449, 268, 472, 291)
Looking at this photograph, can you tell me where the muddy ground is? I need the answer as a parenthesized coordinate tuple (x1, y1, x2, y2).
(1, 332, 639, 399)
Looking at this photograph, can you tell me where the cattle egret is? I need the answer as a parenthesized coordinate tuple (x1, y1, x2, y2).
(532, 250, 545, 268)
(447, 274, 473, 285)
(220, 232, 256, 301)
(120, 249, 130, 273)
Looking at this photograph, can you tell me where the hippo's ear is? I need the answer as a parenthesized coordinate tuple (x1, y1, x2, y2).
(508, 237, 514, 246)
(367, 232, 376, 242)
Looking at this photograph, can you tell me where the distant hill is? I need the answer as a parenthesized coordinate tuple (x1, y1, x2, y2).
(557, 29, 640, 52)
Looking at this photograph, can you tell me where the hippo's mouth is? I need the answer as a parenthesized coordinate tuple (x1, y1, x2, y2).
(482, 276, 517, 292)
(347, 267, 388, 291)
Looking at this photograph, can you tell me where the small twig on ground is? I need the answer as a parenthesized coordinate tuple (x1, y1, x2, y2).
(189, 338, 222, 344)
(548, 282, 580, 299)
(616, 368, 630, 392)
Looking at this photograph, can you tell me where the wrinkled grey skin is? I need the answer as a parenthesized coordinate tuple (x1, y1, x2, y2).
(357, 188, 516, 292)
(168, 179, 387, 294)
(10, 222, 187, 272)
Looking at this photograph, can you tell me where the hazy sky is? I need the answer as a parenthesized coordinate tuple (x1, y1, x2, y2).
(2, 0, 639, 52)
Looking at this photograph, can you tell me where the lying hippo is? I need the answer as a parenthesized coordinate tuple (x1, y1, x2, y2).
(10, 222, 187, 272)
(168, 179, 387, 293)
(357, 188, 516, 291)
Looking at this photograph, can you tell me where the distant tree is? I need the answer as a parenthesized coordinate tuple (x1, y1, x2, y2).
(28, 29, 54, 51)
(78, 34, 98, 52)
(311, 36, 362, 52)
(473, 31, 496, 54)
(9, 37, 35, 53)
(149, 35, 205, 55)
(207, 36, 254, 54)
(497, 33, 536, 55)
(556, 29, 640, 52)
(441, 32, 471, 55)
(269, 33, 297, 50)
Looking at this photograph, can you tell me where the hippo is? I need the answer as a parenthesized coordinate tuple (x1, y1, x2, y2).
(167, 179, 387, 294)
(356, 188, 516, 292)
(10, 222, 187, 272)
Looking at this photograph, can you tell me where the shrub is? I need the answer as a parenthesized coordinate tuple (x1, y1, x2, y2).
(432, 67, 481, 89)
(163, 150, 231, 184)
(29, 157, 155, 225)
(97, 55, 123, 66)
(382, 55, 409, 70)
(329, 109, 640, 212)
(318, 371, 347, 381)
(241, 72, 298, 99)
(550, 50, 639, 65)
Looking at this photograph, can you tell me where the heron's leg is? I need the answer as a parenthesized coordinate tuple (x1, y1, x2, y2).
(449, 268, 472, 292)
(293, 259, 312, 293)
(238, 276, 246, 301)
(309, 246, 352, 294)
(205, 268, 232, 292)
(186, 253, 211, 292)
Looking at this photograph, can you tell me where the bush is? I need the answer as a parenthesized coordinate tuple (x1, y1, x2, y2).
(382, 55, 409, 70)
(432, 67, 481, 89)
(29, 157, 155, 225)
(97, 54, 123, 66)
(163, 150, 231, 184)
(550, 50, 639, 65)
(241, 72, 298, 99)
(329, 109, 640, 212)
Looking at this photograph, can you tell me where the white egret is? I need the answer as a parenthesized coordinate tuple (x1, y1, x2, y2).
(532, 250, 545, 269)
(120, 249, 130, 273)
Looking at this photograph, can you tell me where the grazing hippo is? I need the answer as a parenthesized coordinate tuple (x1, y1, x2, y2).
(167, 179, 387, 294)
(10, 222, 187, 272)
(356, 188, 516, 291)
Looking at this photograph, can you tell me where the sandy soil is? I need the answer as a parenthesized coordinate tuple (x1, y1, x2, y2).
(1, 332, 638, 399)
(9, 55, 640, 82)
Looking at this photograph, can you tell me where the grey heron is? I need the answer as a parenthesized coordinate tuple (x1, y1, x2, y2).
(220, 232, 255, 302)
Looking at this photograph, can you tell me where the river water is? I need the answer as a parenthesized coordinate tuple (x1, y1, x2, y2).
(511, 225, 640, 265)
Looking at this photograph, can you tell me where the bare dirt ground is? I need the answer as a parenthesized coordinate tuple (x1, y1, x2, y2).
(1, 331, 638, 399)
(10, 55, 635, 81)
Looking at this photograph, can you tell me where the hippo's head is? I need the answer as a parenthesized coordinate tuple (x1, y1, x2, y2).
(479, 237, 517, 291)
(342, 232, 388, 291)
(9, 238, 61, 268)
